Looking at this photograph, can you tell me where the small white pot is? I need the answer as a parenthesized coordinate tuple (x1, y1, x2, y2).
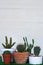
(29, 56, 42, 64)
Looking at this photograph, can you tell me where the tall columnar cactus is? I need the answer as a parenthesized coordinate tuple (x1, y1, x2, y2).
(2, 36, 15, 49)
(23, 37, 28, 50)
(23, 37, 34, 53)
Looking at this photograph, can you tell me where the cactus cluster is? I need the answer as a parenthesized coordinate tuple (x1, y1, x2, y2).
(2, 36, 15, 49)
(34, 46, 41, 56)
(27, 39, 34, 53)
(16, 37, 34, 53)
(23, 37, 34, 53)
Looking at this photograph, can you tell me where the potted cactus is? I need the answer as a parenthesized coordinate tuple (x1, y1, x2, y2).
(2, 36, 15, 52)
(23, 37, 34, 63)
(3, 51, 11, 64)
(13, 44, 29, 64)
(29, 46, 42, 64)
(13, 37, 34, 64)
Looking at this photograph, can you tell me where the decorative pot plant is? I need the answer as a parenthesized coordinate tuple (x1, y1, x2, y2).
(13, 37, 34, 64)
(3, 51, 11, 64)
(13, 44, 29, 64)
(23, 37, 34, 63)
(2, 36, 15, 52)
(29, 46, 42, 64)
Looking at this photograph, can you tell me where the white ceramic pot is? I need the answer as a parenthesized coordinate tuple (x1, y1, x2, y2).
(1, 48, 15, 53)
(29, 56, 42, 64)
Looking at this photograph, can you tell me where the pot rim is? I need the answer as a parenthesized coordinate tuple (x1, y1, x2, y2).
(29, 55, 42, 57)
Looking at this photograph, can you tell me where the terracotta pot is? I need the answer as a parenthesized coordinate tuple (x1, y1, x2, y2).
(3, 54, 11, 64)
(13, 52, 30, 64)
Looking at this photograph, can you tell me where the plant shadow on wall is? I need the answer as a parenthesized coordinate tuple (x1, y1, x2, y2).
(13, 37, 34, 64)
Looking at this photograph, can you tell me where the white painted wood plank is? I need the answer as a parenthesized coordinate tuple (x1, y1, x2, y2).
(0, 9, 43, 22)
(0, 0, 43, 8)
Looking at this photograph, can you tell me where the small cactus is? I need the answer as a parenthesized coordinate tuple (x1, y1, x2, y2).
(17, 44, 26, 52)
(3, 51, 11, 54)
(34, 46, 41, 56)
(2, 36, 15, 49)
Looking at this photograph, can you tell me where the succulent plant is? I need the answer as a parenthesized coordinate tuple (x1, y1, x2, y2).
(17, 44, 26, 52)
(27, 39, 34, 53)
(34, 46, 41, 56)
(16, 37, 34, 53)
(3, 51, 11, 54)
(23, 37, 34, 53)
(16, 37, 28, 52)
(2, 36, 15, 49)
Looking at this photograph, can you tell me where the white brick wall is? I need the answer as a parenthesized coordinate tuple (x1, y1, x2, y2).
(0, 0, 43, 55)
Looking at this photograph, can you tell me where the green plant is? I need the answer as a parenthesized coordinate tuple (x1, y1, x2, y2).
(34, 46, 41, 56)
(27, 39, 34, 53)
(2, 36, 15, 49)
(23, 37, 28, 50)
(16, 37, 34, 53)
(17, 44, 26, 52)
(23, 37, 34, 53)
(3, 51, 11, 54)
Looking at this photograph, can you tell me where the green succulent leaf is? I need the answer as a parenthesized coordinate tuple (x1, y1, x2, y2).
(5, 36, 8, 46)
(2, 43, 6, 48)
(10, 37, 12, 45)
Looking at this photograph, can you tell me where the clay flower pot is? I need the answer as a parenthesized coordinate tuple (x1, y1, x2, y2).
(13, 52, 30, 64)
(3, 54, 11, 64)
